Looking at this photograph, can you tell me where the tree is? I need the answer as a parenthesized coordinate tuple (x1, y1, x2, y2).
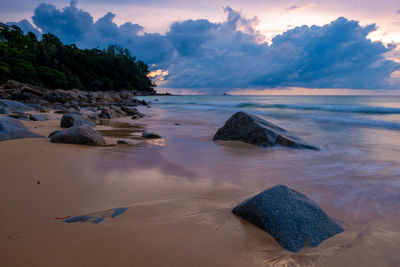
(0, 26, 155, 92)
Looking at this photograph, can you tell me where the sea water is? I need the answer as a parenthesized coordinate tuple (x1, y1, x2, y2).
(136, 95, 400, 265)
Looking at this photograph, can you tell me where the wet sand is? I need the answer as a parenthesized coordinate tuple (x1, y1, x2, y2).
(0, 111, 399, 266)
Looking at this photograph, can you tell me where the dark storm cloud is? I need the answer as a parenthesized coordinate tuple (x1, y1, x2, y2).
(9, 1, 400, 92)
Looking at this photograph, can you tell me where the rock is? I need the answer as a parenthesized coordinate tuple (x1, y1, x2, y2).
(121, 106, 139, 115)
(100, 107, 118, 119)
(44, 89, 80, 103)
(61, 113, 95, 128)
(213, 112, 316, 149)
(87, 113, 99, 121)
(48, 130, 61, 138)
(142, 132, 161, 139)
(3, 80, 22, 89)
(0, 88, 10, 98)
(54, 110, 70, 114)
(39, 108, 50, 113)
(0, 117, 44, 141)
(50, 125, 105, 146)
(232, 185, 344, 252)
(0, 107, 11, 114)
(100, 106, 128, 119)
(120, 106, 145, 119)
(174, 123, 181, 125)
(21, 84, 46, 96)
(0, 99, 34, 112)
(117, 140, 133, 145)
(8, 113, 30, 121)
(29, 114, 48, 121)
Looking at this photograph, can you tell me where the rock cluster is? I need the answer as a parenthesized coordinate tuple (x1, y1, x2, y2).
(1, 80, 151, 109)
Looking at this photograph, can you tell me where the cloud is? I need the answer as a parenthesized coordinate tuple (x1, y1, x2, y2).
(284, 3, 315, 13)
(9, 1, 400, 92)
(7, 19, 41, 36)
(163, 12, 399, 91)
(397, 9, 400, 15)
(30, 1, 174, 64)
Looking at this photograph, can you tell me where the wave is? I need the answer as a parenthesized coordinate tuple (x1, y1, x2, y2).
(153, 99, 400, 115)
(287, 114, 400, 131)
(236, 103, 400, 114)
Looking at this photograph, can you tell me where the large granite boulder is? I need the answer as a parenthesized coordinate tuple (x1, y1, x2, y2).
(0, 99, 34, 112)
(61, 113, 95, 128)
(213, 112, 316, 149)
(232, 185, 344, 252)
(0, 117, 44, 141)
(49, 125, 105, 146)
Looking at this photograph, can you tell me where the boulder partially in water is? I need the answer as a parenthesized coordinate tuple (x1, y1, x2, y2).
(142, 132, 161, 139)
(0, 117, 44, 141)
(49, 125, 105, 146)
(213, 111, 316, 149)
(232, 185, 344, 252)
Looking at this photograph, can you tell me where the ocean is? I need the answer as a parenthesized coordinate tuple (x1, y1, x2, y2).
(135, 94, 400, 265)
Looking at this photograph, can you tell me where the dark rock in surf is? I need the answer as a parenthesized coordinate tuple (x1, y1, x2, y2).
(142, 132, 161, 139)
(0, 117, 44, 141)
(49, 125, 105, 146)
(213, 111, 316, 149)
(232, 185, 344, 252)
(117, 140, 133, 145)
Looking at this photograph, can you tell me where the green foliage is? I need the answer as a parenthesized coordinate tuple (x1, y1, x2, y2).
(0, 26, 155, 92)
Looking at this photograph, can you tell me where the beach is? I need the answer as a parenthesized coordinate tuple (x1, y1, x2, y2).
(1, 96, 400, 266)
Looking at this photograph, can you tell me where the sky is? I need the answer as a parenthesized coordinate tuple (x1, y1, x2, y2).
(1, 0, 400, 94)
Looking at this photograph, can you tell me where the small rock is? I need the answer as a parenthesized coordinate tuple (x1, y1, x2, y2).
(142, 132, 161, 139)
(87, 113, 99, 121)
(48, 130, 61, 138)
(54, 110, 70, 114)
(29, 114, 47, 121)
(8, 113, 30, 121)
(117, 140, 133, 145)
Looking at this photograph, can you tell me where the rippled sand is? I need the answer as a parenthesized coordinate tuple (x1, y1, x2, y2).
(0, 110, 399, 266)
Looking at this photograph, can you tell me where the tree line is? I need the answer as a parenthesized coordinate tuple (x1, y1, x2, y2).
(0, 25, 155, 92)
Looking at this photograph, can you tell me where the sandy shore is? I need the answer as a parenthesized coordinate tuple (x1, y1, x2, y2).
(1, 111, 399, 266)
